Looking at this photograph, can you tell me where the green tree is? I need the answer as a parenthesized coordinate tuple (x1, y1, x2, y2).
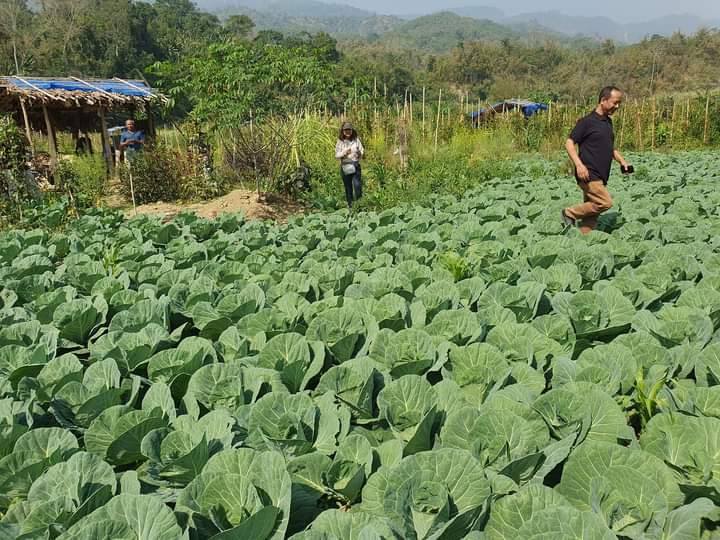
(149, 0, 225, 60)
(35, 0, 90, 73)
(154, 41, 337, 128)
(225, 14, 255, 39)
(0, 0, 35, 74)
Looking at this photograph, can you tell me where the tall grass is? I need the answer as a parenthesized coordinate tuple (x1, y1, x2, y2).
(276, 93, 719, 208)
(21, 91, 720, 212)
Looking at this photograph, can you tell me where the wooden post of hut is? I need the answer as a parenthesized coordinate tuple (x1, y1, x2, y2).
(41, 103, 58, 167)
(19, 97, 34, 155)
(98, 107, 113, 174)
(147, 108, 156, 142)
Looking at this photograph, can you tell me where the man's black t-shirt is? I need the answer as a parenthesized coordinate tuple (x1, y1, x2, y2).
(569, 111, 614, 184)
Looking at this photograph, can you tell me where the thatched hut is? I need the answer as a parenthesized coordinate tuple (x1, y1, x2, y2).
(0, 76, 167, 170)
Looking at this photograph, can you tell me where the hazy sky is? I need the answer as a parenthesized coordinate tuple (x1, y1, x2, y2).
(328, 0, 720, 21)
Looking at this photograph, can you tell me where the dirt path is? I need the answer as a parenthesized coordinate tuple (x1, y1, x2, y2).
(106, 188, 307, 222)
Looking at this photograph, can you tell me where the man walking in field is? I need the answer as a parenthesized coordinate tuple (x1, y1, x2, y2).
(561, 86, 632, 234)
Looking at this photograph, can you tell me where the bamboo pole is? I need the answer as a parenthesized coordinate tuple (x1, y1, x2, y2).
(173, 129, 182, 153)
(651, 96, 656, 151)
(670, 99, 677, 145)
(547, 101, 552, 126)
(703, 95, 710, 144)
(434, 89, 442, 154)
(19, 97, 34, 155)
(14, 76, 63, 102)
(422, 86, 426, 139)
(409, 92, 413, 126)
(619, 102, 627, 149)
(128, 168, 138, 217)
(403, 88, 408, 121)
(637, 99, 645, 151)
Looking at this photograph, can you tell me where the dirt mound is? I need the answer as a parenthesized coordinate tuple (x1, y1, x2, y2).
(108, 188, 307, 222)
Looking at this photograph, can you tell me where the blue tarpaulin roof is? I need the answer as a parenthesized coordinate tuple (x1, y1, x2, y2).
(3, 77, 154, 97)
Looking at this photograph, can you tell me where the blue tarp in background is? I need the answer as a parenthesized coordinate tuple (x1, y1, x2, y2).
(4, 77, 153, 97)
(518, 102, 549, 118)
(470, 100, 549, 121)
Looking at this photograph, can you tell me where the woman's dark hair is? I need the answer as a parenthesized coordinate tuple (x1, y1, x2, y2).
(339, 124, 357, 141)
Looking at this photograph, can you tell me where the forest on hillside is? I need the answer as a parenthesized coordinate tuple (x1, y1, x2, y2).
(1, 0, 719, 111)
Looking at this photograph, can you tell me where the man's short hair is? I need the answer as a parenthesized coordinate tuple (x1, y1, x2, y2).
(599, 86, 622, 103)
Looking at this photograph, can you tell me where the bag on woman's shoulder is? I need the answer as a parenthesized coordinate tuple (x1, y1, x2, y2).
(341, 162, 356, 175)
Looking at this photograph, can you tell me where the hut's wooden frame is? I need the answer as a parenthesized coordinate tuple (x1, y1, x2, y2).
(0, 76, 167, 171)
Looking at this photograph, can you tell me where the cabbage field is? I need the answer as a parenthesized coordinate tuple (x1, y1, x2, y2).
(2, 152, 720, 539)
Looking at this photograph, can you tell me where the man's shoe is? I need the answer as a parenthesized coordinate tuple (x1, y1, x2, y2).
(561, 209, 575, 227)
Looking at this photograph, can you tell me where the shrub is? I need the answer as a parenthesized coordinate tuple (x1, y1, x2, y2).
(119, 145, 230, 205)
(177, 136, 230, 200)
(0, 116, 34, 213)
(54, 155, 108, 209)
(119, 146, 180, 205)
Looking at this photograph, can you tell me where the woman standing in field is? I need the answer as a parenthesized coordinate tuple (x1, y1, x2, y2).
(335, 122, 365, 209)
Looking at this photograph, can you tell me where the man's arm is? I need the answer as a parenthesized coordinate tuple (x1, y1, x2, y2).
(613, 149, 628, 167)
(565, 138, 590, 181)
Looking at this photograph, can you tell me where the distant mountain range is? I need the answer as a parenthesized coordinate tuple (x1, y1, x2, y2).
(376, 12, 519, 53)
(496, 10, 720, 43)
(211, 0, 406, 38)
(201, 0, 720, 47)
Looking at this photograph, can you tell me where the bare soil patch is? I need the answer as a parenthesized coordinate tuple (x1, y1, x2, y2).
(107, 188, 307, 223)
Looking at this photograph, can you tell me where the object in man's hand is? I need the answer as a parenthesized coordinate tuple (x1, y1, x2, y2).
(621, 165, 634, 175)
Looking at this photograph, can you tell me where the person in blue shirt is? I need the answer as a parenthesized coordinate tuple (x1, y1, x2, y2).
(119, 119, 145, 162)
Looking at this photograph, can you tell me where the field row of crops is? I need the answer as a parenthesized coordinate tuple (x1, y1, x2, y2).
(1, 152, 720, 539)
